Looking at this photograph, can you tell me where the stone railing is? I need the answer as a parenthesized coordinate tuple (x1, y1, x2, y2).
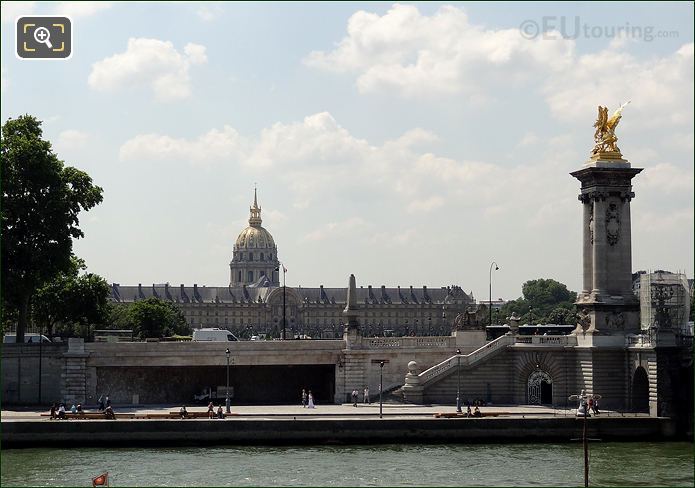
(419, 334, 515, 385)
(364, 336, 454, 349)
(626, 334, 653, 347)
(514, 335, 577, 346)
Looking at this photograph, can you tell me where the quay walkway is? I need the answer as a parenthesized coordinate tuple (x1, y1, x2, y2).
(1, 404, 672, 448)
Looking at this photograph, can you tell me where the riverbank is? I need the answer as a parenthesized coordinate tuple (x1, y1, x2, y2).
(1, 404, 678, 448)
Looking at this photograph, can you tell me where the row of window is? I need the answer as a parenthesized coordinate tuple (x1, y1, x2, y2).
(235, 270, 275, 283)
(233, 252, 274, 262)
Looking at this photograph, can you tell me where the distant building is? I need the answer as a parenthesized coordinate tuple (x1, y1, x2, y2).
(478, 298, 506, 311)
(109, 190, 475, 338)
(634, 270, 691, 334)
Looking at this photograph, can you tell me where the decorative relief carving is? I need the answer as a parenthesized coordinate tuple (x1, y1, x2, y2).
(588, 202, 594, 245)
(605, 311, 625, 330)
(577, 308, 591, 332)
(605, 203, 621, 245)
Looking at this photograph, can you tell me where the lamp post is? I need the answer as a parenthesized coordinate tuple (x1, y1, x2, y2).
(379, 361, 385, 419)
(455, 348, 462, 412)
(489, 262, 499, 326)
(225, 348, 231, 413)
(428, 315, 431, 336)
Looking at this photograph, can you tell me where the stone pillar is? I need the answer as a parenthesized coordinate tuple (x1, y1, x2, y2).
(402, 361, 423, 404)
(571, 158, 642, 336)
(581, 196, 593, 296)
(61, 338, 89, 404)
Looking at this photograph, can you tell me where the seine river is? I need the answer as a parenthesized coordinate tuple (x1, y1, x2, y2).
(1, 442, 692, 486)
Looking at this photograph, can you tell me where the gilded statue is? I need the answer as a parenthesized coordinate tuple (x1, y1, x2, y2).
(592, 101, 630, 157)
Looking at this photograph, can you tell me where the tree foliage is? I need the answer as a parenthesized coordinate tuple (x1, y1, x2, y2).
(121, 298, 191, 339)
(32, 256, 110, 339)
(500, 278, 578, 325)
(1, 115, 103, 342)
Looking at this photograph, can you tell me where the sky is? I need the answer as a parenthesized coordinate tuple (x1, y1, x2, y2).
(1, 1, 693, 302)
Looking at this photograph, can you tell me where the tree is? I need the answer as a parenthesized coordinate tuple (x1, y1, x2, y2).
(1, 115, 103, 342)
(125, 298, 191, 339)
(32, 256, 110, 338)
(500, 278, 578, 325)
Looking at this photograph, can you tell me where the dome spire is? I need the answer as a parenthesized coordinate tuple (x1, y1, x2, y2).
(249, 186, 262, 227)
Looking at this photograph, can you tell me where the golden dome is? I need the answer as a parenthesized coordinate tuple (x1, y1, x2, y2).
(235, 225, 276, 249)
(234, 188, 277, 250)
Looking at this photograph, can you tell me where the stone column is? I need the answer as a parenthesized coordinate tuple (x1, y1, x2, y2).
(581, 196, 593, 295)
(591, 195, 607, 299)
(620, 193, 635, 298)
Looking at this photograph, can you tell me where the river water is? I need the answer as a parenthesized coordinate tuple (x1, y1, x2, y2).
(1, 442, 692, 486)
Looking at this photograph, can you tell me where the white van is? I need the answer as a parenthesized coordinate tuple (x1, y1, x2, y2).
(3, 333, 51, 344)
(192, 328, 238, 342)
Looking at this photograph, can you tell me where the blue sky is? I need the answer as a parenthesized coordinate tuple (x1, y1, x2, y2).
(2, 1, 693, 301)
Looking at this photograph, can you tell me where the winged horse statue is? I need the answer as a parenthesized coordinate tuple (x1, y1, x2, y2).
(592, 101, 630, 156)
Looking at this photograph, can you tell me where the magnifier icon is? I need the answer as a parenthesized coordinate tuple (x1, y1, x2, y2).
(33, 27, 53, 49)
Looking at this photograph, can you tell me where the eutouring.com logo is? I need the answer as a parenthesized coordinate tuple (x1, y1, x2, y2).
(519, 16, 679, 42)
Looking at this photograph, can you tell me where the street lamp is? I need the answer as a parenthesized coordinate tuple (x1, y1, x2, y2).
(489, 262, 499, 326)
(379, 361, 385, 419)
(428, 315, 432, 336)
(225, 348, 231, 413)
(456, 348, 462, 413)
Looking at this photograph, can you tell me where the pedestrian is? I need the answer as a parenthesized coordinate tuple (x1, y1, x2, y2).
(76, 403, 83, 414)
(105, 396, 111, 408)
(70, 403, 77, 414)
(57, 403, 66, 419)
(301, 389, 308, 408)
(179, 405, 188, 419)
(308, 391, 315, 409)
(473, 406, 482, 417)
(351, 389, 358, 407)
(588, 396, 594, 414)
(363, 387, 370, 404)
(97, 396, 105, 412)
(466, 405, 472, 417)
(104, 405, 116, 419)
(50, 403, 57, 420)
(216, 405, 224, 419)
(207, 402, 214, 418)
(592, 398, 600, 415)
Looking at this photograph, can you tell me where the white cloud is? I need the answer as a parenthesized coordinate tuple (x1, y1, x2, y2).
(56, 2, 111, 18)
(544, 43, 694, 127)
(305, 4, 574, 98)
(119, 125, 243, 163)
(55, 129, 89, 151)
(196, 4, 222, 22)
(88, 38, 208, 102)
(303, 217, 368, 242)
(1, 1, 110, 22)
(407, 196, 444, 213)
(119, 111, 577, 228)
(305, 4, 693, 131)
(1, 1, 35, 23)
(640, 163, 694, 193)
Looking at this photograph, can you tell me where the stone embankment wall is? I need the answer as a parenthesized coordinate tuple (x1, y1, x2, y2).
(1, 417, 678, 448)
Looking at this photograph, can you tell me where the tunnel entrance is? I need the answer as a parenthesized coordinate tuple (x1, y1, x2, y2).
(97, 364, 336, 405)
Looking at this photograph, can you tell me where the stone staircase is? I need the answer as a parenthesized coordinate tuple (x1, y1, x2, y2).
(413, 334, 516, 388)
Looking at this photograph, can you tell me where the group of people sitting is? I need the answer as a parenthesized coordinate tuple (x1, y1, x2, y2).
(49, 401, 114, 419)
(465, 405, 483, 417)
(178, 403, 226, 419)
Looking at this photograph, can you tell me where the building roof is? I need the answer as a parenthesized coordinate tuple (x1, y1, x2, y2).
(109, 283, 472, 305)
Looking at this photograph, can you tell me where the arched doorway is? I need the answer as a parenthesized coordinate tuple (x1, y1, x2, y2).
(528, 370, 553, 405)
(632, 366, 649, 412)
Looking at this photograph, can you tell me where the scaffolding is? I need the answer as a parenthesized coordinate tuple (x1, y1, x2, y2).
(639, 271, 691, 334)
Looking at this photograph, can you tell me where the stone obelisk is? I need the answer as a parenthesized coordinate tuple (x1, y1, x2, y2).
(343, 274, 361, 345)
(571, 103, 642, 337)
